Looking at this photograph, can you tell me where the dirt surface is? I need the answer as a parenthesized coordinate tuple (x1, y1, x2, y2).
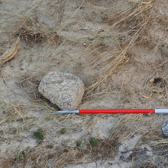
(1, 0, 168, 167)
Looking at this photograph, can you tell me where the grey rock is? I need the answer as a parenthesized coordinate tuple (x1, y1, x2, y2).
(38, 71, 84, 110)
(118, 135, 141, 153)
(64, 162, 96, 168)
(63, 136, 141, 168)
(91, 116, 114, 139)
(162, 119, 168, 136)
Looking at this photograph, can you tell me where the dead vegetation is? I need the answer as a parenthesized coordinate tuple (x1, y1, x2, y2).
(0, 112, 164, 168)
(0, 37, 20, 66)
(13, 20, 62, 45)
(13, 27, 62, 45)
(17, 73, 44, 101)
(85, 0, 156, 94)
(14, 27, 48, 44)
(1, 0, 168, 167)
(1, 136, 119, 168)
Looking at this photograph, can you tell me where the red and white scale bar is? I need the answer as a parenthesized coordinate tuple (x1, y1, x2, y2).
(56, 109, 168, 114)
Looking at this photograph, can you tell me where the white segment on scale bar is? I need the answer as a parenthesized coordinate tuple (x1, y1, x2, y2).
(155, 109, 168, 113)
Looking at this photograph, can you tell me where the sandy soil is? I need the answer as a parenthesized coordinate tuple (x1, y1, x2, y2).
(1, 0, 168, 167)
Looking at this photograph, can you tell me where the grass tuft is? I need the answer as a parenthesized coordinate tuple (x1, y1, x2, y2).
(35, 163, 39, 167)
(34, 128, 44, 144)
(16, 152, 23, 161)
(76, 140, 82, 147)
(90, 137, 99, 146)
(60, 128, 66, 134)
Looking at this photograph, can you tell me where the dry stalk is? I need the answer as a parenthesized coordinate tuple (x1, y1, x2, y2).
(0, 38, 20, 66)
(85, 0, 154, 94)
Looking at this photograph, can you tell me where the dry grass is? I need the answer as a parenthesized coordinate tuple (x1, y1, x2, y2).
(132, 162, 156, 168)
(0, 112, 166, 168)
(0, 0, 156, 93)
(13, 21, 62, 45)
(14, 27, 48, 44)
(0, 37, 20, 66)
(0, 135, 119, 168)
(0, 0, 168, 167)
(85, 0, 156, 94)
(0, 112, 163, 168)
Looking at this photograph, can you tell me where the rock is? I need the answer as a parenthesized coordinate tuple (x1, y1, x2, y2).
(38, 71, 84, 110)
(64, 162, 96, 168)
(162, 119, 168, 136)
(91, 116, 114, 139)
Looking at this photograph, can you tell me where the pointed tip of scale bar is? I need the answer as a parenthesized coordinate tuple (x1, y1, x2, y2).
(55, 110, 79, 114)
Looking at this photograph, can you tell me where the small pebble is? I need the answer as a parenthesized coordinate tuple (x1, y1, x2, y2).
(162, 119, 168, 137)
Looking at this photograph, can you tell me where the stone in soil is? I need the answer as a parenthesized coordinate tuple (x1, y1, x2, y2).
(162, 119, 168, 137)
(38, 71, 84, 110)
